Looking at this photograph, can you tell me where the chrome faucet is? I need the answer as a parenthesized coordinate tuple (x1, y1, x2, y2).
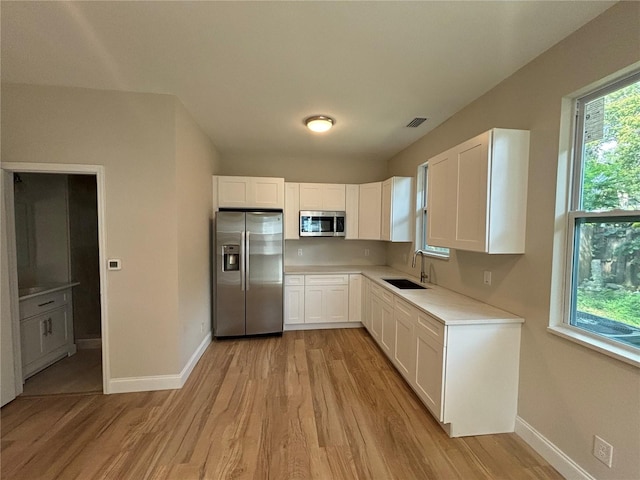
(412, 249, 429, 283)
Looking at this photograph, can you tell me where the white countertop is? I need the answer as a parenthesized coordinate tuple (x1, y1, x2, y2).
(18, 282, 80, 301)
(285, 265, 523, 326)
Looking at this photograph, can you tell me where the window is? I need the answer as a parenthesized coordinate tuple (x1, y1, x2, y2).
(564, 71, 640, 354)
(416, 163, 449, 258)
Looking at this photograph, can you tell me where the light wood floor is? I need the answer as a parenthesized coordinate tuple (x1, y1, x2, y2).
(1, 329, 562, 480)
(21, 347, 103, 397)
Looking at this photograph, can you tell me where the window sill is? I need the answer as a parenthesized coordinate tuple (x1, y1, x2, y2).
(548, 325, 640, 368)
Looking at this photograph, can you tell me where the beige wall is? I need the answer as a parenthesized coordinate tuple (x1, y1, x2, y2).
(175, 99, 220, 368)
(387, 3, 640, 478)
(2, 84, 184, 380)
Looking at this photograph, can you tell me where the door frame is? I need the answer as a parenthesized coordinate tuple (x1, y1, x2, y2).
(1, 162, 110, 394)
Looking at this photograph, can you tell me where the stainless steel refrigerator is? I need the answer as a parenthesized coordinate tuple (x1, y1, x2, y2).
(214, 211, 283, 337)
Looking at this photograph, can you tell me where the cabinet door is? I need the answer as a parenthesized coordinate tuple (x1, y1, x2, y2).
(252, 177, 284, 209)
(20, 315, 45, 366)
(361, 277, 371, 330)
(369, 293, 382, 340)
(322, 184, 346, 210)
(455, 132, 489, 251)
(284, 285, 305, 324)
(304, 286, 324, 323)
(42, 307, 69, 354)
(427, 152, 457, 248)
(325, 285, 349, 322)
(394, 299, 416, 381)
(285, 183, 300, 240)
(379, 300, 395, 358)
(345, 185, 359, 239)
(358, 182, 382, 240)
(299, 183, 324, 210)
(218, 176, 251, 208)
(415, 316, 445, 420)
(381, 179, 392, 241)
(348, 274, 362, 322)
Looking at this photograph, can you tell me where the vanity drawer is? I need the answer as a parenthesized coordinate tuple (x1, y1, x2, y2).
(20, 290, 69, 319)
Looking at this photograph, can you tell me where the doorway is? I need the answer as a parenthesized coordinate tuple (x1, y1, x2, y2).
(1, 163, 109, 403)
(14, 173, 102, 395)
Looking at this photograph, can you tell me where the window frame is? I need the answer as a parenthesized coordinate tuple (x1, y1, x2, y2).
(415, 162, 450, 259)
(552, 69, 640, 366)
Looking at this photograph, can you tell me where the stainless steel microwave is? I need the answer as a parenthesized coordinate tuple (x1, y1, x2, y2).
(299, 211, 346, 237)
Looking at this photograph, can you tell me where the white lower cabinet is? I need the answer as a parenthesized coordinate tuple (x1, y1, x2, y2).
(414, 312, 445, 419)
(304, 284, 349, 323)
(362, 278, 521, 437)
(284, 276, 305, 325)
(393, 298, 417, 382)
(348, 274, 362, 322)
(19, 287, 75, 380)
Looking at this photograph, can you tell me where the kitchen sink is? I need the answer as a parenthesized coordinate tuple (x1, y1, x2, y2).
(382, 278, 427, 290)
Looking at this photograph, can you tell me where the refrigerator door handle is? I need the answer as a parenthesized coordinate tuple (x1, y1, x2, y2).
(245, 231, 250, 291)
(240, 231, 246, 292)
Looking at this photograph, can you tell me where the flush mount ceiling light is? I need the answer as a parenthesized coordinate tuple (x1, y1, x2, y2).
(304, 115, 335, 133)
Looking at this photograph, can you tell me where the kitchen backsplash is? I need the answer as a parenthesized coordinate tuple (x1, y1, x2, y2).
(285, 238, 386, 266)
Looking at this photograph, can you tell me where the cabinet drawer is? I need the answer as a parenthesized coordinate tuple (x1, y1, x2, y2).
(285, 275, 305, 286)
(416, 311, 446, 347)
(305, 274, 349, 286)
(380, 288, 394, 306)
(20, 290, 69, 319)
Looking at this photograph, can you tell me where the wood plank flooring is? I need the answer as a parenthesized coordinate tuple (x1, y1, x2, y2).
(21, 348, 103, 396)
(1, 329, 562, 480)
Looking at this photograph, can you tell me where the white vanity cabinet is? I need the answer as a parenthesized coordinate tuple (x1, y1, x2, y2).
(427, 128, 529, 253)
(299, 183, 346, 211)
(217, 176, 285, 209)
(19, 287, 76, 380)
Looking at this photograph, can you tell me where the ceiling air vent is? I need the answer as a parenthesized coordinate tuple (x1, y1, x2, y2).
(406, 117, 427, 128)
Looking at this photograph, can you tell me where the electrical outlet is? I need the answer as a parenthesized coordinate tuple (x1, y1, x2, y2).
(364, 249, 370, 257)
(483, 270, 492, 285)
(297, 248, 303, 256)
(200, 322, 204, 333)
(593, 435, 613, 468)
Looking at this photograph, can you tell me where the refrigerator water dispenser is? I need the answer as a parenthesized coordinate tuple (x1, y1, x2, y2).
(222, 245, 240, 271)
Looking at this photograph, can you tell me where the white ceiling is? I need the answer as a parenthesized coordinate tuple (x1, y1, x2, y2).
(1, 1, 615, 163)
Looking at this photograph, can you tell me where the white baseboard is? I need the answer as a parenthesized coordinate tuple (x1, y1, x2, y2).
(515, 416, 595, 480)
(107, 333, 211, 394)
(284, 322, 363, 331)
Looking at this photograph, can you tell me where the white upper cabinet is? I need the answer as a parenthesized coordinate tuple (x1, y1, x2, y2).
(284, 182, 300, 240)
(427, 128, 529, 254)
(299, 183, 346, 211)
(345, 184, 359, 240)
(217, 176, 284, 209)
(381, 177, 412, 242)
(358, 182, 382, 240)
